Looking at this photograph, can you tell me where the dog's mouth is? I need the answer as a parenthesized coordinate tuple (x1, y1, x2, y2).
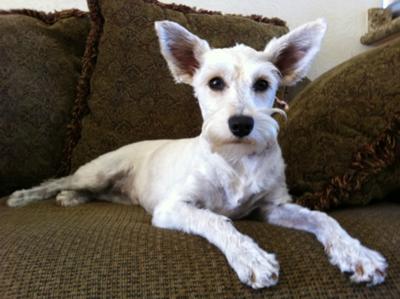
(225, 139, 257, 146)
(225, 138, 256, 145)
(209, 136, 259, 154)
(213, 135, 257, 146)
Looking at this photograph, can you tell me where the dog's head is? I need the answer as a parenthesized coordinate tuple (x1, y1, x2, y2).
(155, 19, 326, 157)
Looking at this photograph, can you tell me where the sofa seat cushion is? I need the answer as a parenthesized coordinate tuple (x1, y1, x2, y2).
(0, 200, 398, 298)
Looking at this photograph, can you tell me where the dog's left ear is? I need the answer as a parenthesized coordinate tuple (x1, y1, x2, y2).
(155, 21, 210, 84)
(265, 19, 327, 86)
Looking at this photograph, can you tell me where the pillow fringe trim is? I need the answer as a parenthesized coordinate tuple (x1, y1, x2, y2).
(296, 111, 400, 210)
(58, 2, 103, 175)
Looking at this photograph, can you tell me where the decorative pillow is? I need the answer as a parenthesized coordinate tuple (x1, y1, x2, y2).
(66, 0, 289, 171)
(279, 37, 400, 210)
(0, 10, 90, 196)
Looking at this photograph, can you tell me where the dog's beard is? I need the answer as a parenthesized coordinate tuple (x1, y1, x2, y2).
(202, 109, 284, 159)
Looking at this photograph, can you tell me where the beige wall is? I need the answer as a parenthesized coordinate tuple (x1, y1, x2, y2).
(0, 0, 88, 12)
(1, 0, 381, 79)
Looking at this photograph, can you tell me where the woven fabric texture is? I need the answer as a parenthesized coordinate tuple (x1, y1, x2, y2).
(68, 0, 289, 170)
(0, 200, 398, 298)
(0, 10, 90, 196)
(279, 37, 400, 210)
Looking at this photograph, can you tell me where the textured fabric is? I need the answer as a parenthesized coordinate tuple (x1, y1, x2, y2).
(68, 0, 289, 170)
(279, 37, 400, 210)
(0, 199, 398, 298)
(0, 10, 90, 196)
(360, 16, 400, 45)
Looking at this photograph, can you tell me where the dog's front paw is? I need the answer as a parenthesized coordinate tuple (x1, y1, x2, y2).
(227, 238, 279, 289)
(327, 240, 387, 286)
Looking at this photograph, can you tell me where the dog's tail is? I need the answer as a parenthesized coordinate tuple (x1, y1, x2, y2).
(7, 177, 69, 207)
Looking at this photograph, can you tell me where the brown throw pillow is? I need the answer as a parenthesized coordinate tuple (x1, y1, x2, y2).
(279, 37, 400, 210)
(0, 10, 90, 196)
(66, 0, 289, 171)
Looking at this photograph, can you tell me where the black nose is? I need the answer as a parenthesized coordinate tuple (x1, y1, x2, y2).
(228, 115, 254, 138)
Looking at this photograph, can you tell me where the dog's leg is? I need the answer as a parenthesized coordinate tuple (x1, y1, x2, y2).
(152, 200, 279, 289)
(55, 190, 131, 207)
(7, 154, 131, 207)
(96, 192, 132, 205)
(262, 203, 387, 285)
(8, 177, 74, 207)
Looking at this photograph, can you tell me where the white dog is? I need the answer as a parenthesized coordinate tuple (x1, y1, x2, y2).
(7, 19, 387, 289)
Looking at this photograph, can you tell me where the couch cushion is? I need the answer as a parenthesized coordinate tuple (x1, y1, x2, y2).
(279, 37, 400, 210)
(65, 0, 290, 171)
(0, 200, 398, 297)
(0, 10, 90, 196)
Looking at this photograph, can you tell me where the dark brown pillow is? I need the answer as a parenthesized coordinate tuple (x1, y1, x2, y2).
(0, 10, 90, 196)
(66, 0, 289, 171)
(279, 37, 400, 210)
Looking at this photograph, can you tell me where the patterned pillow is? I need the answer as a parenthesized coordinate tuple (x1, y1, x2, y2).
(65, 0, 289, 171)
(279, 37, 400, 210)
(0, 10, 90, 196)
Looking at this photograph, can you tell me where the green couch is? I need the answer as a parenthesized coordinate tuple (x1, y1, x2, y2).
(1, 200, 399, 298)
(0, 6, 399, 299)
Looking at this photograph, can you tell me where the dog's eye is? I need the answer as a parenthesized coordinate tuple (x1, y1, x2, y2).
(208, 77, 225, 91)
(253, 79, 269, 92)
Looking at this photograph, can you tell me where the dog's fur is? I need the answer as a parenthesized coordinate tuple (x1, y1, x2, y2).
(7, 19, 387, 289)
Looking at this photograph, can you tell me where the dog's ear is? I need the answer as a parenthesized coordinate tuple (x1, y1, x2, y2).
(155, 21, 210, 84)
(264, 19, 327, 86)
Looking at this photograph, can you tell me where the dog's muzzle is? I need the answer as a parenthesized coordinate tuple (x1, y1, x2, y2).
(228, 115, 254, 138)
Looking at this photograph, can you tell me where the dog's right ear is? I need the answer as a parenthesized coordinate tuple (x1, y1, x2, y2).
(155, 21, 210, 84)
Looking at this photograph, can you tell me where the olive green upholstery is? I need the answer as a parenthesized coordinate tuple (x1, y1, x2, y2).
(0, 10, 90, 196)
(0, 199, 398, 298)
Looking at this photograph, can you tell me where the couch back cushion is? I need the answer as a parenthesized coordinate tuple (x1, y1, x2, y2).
(67, 0, 289, 170)
(0, 10, 90, 196)
(279, 37, 400, 210)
